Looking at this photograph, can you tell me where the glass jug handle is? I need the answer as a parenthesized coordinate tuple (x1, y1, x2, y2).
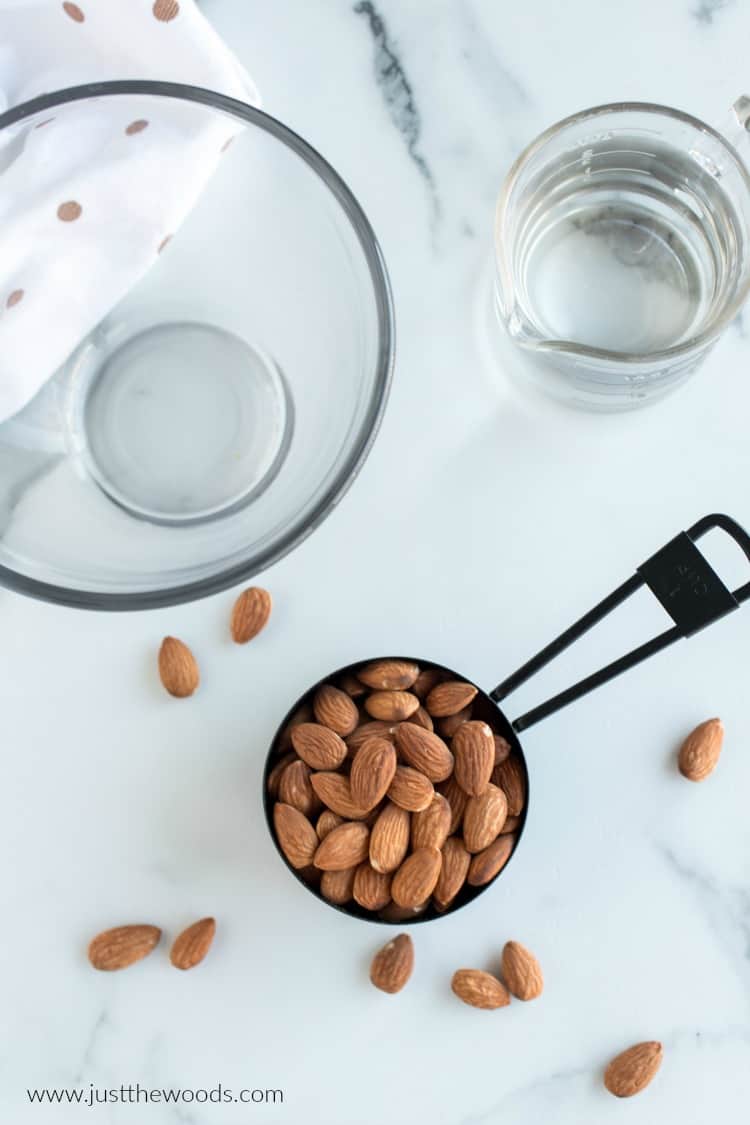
(720, 96, 750, 157)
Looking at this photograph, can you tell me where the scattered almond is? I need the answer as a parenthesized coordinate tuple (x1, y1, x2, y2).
(230, 586, 271, 644)
(339, 671, 367, 698)
(170, 918, 216, 971)
(451, 969, 510, 1010)
(501, 940, 543, 1000)
(604, 1041, 663, 1098)
(88, 924, 161, 971)
(370, 934, 414, 993)
(158, 636, 199, 698)
(267, 751, 296, 799)
(493, 734, 512, 765)
(346, 720, 397, 752)
(406, 704, 434, 731)
(412, 667, 447, 699)
(678, 717, 723, 781)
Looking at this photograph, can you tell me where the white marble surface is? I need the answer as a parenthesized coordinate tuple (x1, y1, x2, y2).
(3, 1, 750, 1121)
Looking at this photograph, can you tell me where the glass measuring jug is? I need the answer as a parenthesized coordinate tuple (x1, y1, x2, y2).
(494, 98, 750, 409)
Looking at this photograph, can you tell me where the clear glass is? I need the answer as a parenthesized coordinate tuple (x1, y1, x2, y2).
(494, 99, 750, 410)
(0, 82, 394, 608)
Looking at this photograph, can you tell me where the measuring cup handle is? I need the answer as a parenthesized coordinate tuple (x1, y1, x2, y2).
(719, 97, 750, 158)
(491, 514, 750, 733)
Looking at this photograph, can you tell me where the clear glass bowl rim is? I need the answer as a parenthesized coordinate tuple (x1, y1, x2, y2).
(0, 80, 395, 610)
(495, 100, 750, 364)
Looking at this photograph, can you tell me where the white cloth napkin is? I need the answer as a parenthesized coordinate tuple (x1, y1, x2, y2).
(0, 0, 259, 423)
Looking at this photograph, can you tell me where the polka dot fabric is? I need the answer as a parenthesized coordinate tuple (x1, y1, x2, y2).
(0, 0, 260, 423)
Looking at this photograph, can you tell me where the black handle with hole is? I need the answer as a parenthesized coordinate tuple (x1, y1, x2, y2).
(490, 514, 750, 733)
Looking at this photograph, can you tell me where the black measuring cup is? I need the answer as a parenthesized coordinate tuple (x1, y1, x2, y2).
(263, 513, 750, 923)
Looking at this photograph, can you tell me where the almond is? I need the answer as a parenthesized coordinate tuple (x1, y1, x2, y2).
(463, 784, 508, 853)
(339, 671, 367, 698)
(266, 751, 296, 799)
(350, 737, 398, 810)
(453, 721, 495, 796)
(678, 717, 723, 781)
(353, 862, 392, 910)
(391, 846, 442, 907)
(364, 691, 420, 722)
(378, 900, 429, 922)
(388, 766, 434, 812)
(310, 772, 371, 819)
(499, 815, 520, 836)
(434, 836, 471, 908)
(412, 667, 448, 699)
(451, 969, 510, 1010)
(604, 1041, 663, 1098)
(501, 940, 543, 1000)
(370, 934, 414, 993)
(411, 793, 451, 851)
(273, 803, 319, 869)
(394, 724, 454, 782)
(320, 866, 356, 905)
(405, 704, 434, 731)
(291, 723, 348, 770)
(313, 821, 370, 871)
(425, 680, 478, 718)
(88, 924, 161, 971)
(170, 917, 216, 971)
(370, 801, 411, 874)
(492, 756, 526, 816)
(468, 834, 515, 885)
(357, 659, 420, 692)
(313, 684, 360, 736)
(277, 702, 314, 752)
(438, 775, 469, 834)
(346, 721, 397, 752)
(158, 636, 199, 698)
(437, 706, 472, 738)
(230, 586, 271, 643)
(316, 809, 343, 840)
(494, 734, 512, 765)
(278, 759, 318, 817)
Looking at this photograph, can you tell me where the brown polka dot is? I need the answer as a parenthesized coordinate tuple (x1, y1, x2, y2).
(158, 235, 173, 254)
(125, 119, 149, 136)
(57, 201, 82, 222)
(62, 2, 85, 22)
(153, 0, 179, 20)
(6, 289, 24, 309)
(34, 118, 55, 130)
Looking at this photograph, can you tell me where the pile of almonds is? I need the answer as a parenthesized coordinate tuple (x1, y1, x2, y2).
(267, 658, 525, 919)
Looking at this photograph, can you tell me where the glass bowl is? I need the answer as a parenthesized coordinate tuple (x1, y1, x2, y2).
(0, 81, 394, 608)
